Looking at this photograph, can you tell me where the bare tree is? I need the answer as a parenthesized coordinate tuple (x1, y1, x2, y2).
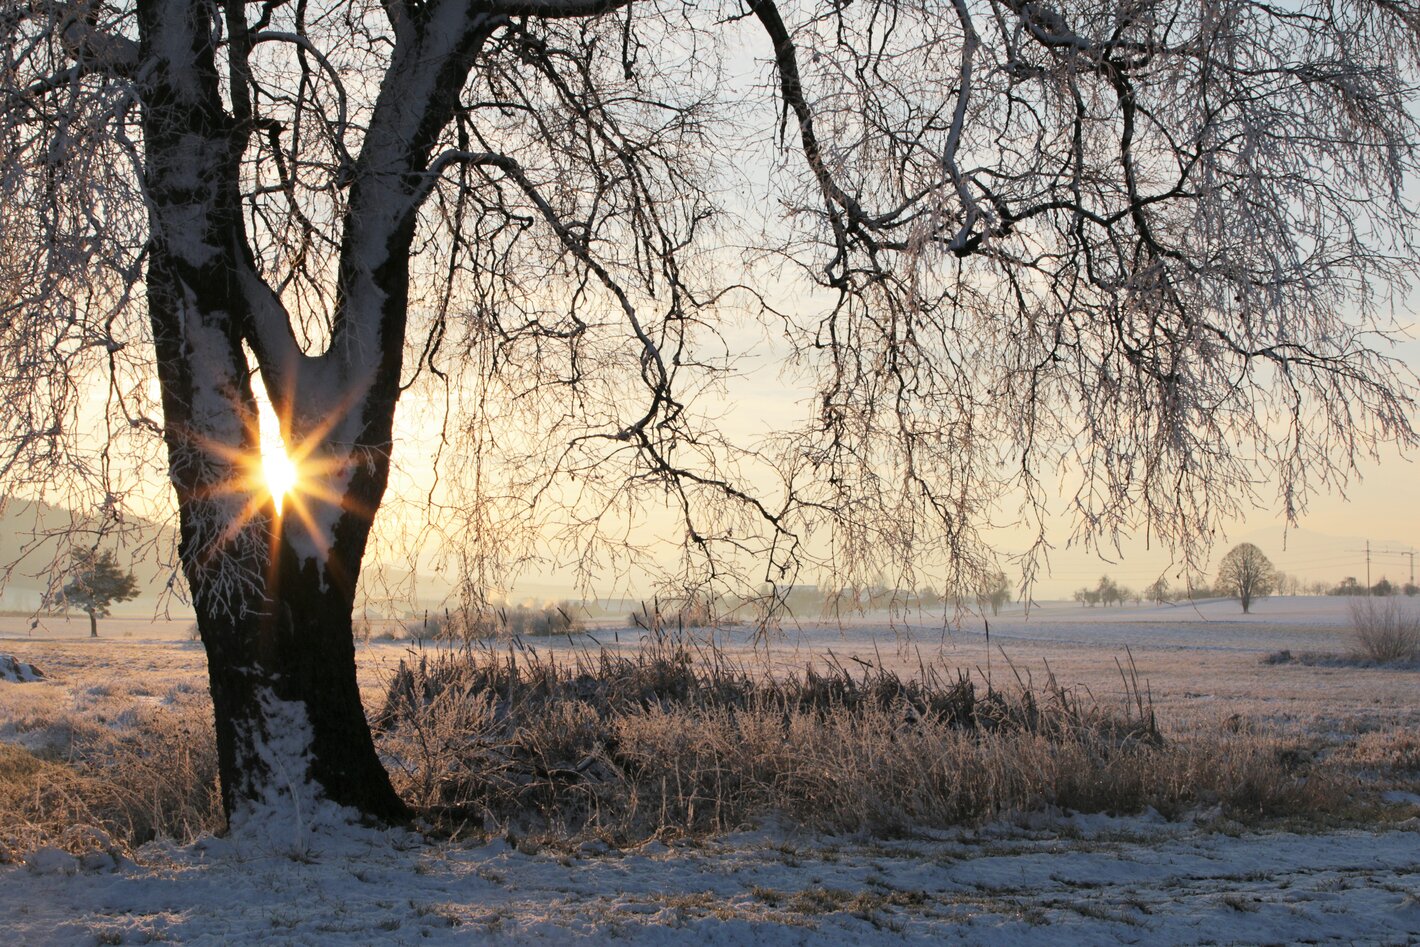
(1077, 574, 1125, 607)
(1144, 576, 1172, 605)
(978, 570, 1011, 616)
(1216, 543, 1276, 613)
(4, 1, 1419, 826)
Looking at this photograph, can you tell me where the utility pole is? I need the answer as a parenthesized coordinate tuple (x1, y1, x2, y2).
(1409, 550, 1415, 588)
(1366, 540, 1372, 595)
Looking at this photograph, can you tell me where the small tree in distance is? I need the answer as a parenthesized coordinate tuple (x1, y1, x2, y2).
(62, 550, 139, 637)
(1216, 544, 1276, 614)
(1075, 575, 1126, 607)
(979, 572, 1012, 616)
(1144, 577, 1173, 605)
(1097, 575, 1125, 607)
(1332, 577, 1366, 596)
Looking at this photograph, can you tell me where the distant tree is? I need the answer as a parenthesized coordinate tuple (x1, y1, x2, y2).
(1405, 583, 1419, 597)
(917, 586, 943, 608)
(1144, 577, 1173, 605)
(1216, 543, 1276, 613)
(1075, 574, 1129, 607)
(1372, 577, 1397, 596)
(1331, 577, 1366, 596)
(1178, 574, 1213, 599)
(62, 551, 139, 637)
(979, 572, 1012, 616)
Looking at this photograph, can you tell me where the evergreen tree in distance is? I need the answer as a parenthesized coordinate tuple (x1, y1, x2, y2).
(63, 550, 139, 637)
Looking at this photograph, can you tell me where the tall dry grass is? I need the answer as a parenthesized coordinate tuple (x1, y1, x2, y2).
(0, 632, 1368, 862)
(627, 598, 718, 632)
(375, 634, 1343, 840)
(408, 603, 585, 642)
(0, 685, 221, 861)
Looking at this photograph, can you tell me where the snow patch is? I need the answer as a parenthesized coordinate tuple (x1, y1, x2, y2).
(24, 847, 77, 877)
(1383, 790, 1420, 806)
(227, 688, 325, 854)
(0, 654, 42, 683)
(224, 688, 412, 862)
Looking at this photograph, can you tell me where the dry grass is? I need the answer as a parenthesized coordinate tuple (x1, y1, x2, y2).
(0, 681, 221, 862)
(0, 629, 1396, 862)
(1331, 729, 1420, 778)
(1273, 599, 1420, 667)
(1348, 598, 1420, 664)
(628, 598, 720, 631)
(375, 634, 1345, 841)
(412, 603, 586, 642)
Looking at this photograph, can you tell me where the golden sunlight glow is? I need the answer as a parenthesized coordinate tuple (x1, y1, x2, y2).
(262, 447, 300, 514)
(254, 381, 303, 516)
(243, 370, 357, 557)
(183, 359, 363, 561)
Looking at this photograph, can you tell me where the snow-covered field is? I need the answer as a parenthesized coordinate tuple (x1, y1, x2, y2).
(4, 812, 1419, 944)
(2, 596, 1418, 944)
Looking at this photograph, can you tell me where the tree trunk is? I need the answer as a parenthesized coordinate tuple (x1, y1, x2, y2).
(147, 237, 409, 827)
(87, 608, 97, 638)
(133, 0, 495, 828)
(190, 535, 407, 824)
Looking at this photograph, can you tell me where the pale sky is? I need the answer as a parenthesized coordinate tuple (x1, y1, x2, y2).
(575, 324, 1420, 602)
(360, 325, 1418, 606)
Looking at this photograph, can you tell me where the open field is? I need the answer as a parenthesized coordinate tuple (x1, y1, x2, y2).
(7, 595, 1415, 733)
(0, 596, 1417, 943)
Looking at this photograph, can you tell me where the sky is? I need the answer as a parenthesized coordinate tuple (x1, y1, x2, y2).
(36, 12, 1420, 610)
(360, 320, 1419, 607)
(709, 340, 1419, 601)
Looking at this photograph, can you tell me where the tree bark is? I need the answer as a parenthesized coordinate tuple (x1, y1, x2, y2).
(87, 608, 97, 637)
(147, 245, 409, 823)
(135, 3, 408, 824)
(189, 528, 407, 823)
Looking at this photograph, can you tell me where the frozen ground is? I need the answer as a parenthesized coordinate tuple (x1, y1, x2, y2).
(2, 812, 1418, 945)
(0, 594, 1371, 646)
(2, 596, 1418, 944)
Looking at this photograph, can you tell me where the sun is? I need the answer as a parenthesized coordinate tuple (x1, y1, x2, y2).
(262, 446, 300, 514)
(200, 372, 355, 549)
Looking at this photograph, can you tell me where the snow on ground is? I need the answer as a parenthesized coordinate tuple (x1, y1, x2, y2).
(2, 813, 1418, 945)
(0, 595, 1369, 644)
(0, 654, 42, 683)
(717, 596, 1368, 655)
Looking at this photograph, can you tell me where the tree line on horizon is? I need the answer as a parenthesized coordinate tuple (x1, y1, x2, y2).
(1075, 543, 1420, 613)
